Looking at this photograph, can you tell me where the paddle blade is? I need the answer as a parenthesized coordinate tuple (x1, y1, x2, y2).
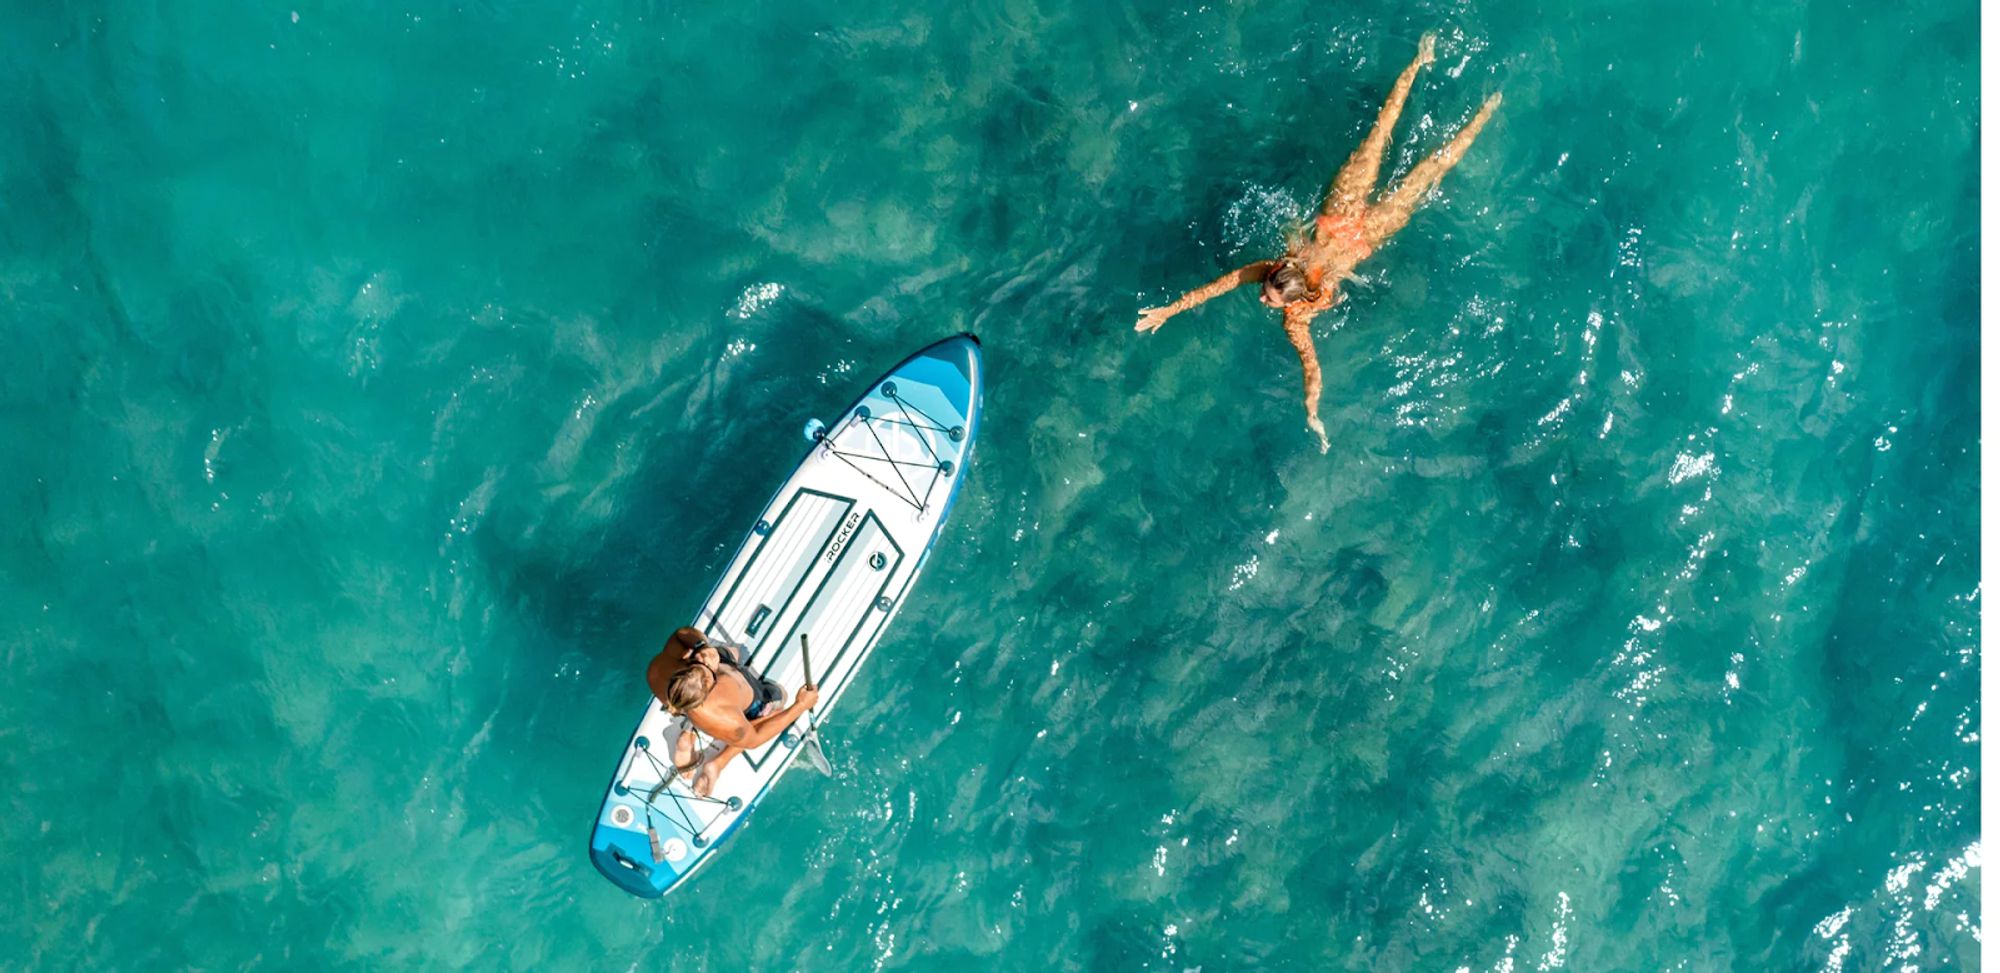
(803, 734, 834, 776)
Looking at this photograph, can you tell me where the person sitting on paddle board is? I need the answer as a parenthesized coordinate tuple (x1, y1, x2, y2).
(1133, 32, 1501, 452)
(647, 626, 819, 797)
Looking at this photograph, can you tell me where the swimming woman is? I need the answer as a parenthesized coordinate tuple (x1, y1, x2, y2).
(1134, 33, 1501, 451)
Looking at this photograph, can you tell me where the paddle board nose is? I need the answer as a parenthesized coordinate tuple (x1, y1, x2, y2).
(900, 333, 982, 422)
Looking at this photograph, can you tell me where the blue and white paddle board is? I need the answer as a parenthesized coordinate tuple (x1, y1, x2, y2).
(589, 334, 983, 898)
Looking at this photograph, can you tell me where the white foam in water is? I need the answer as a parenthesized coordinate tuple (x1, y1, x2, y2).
(729, 281, 785, 318)
(1221, 183, 1310, 253)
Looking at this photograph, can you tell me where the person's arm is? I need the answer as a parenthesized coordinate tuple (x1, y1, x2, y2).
(688, 686, 821, 750)
(1283, 304, 1331, 453)
(1135, 261, 1276, 333)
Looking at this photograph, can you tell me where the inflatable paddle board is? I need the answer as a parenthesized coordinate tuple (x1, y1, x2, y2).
(589, 334, 983, 898)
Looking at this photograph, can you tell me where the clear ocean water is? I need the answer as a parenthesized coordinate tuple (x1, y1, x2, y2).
(0, 0, 1980, 969)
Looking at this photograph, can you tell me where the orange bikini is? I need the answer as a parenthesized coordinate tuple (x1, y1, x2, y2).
(1315, 212, 1373, 257)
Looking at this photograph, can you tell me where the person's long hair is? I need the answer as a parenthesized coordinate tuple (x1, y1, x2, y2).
(663, 666, 714, 714)
(1269, 225, 1328, 304)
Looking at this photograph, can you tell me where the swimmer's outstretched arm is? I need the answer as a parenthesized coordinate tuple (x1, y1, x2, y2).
(1135, 260, 1277, 333)
(1284, 302, 1334, 452)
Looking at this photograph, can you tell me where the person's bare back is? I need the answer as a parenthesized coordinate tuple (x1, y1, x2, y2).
(1135, 32, 1502, 452)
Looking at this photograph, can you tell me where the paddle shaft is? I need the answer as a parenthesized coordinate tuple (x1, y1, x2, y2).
(796, 633, 832, 773)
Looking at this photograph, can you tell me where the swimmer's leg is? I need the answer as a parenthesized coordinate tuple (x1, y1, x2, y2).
(1366, 92, 1502, 246)
(1285, 311, 1331, 453)
(1322, 33, 1436, 219)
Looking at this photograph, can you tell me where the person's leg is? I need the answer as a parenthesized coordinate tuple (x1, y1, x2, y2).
(1285, 312, 1330, 453)
(672, 726, 703, 774)
(1365, 92, 1502, 246)
(1322, 33, 1436, 219)
(693, 746, 742, 797)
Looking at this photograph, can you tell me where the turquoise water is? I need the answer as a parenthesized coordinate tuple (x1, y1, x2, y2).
(0, 0, 1980, 968)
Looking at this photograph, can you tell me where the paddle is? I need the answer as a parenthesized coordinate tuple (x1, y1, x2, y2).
(797, 634, 833, 776)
